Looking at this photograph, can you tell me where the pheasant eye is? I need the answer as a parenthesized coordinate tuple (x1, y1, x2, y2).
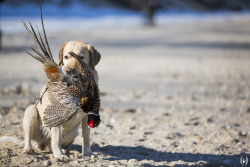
(64, 55, 69, 59)
(80, 56, 84, 59)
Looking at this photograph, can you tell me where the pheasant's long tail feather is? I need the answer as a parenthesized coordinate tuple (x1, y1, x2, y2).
(29, 21, 50, 59)
(36, 24, 48, 57)
(21, 1, 60, 81)
(21, 20, 52, 61)
(21, 20, 47, 62)
(26, 51, 44, 63)
(40, 1, 53, 60)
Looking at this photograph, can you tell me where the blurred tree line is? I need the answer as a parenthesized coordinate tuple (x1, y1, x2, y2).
(1, 0, 250, 49)
(4, 0, 250, 11)
(3, 0, 250, 26)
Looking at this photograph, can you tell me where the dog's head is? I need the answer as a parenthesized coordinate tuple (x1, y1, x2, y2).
(59, 41, 101, 76)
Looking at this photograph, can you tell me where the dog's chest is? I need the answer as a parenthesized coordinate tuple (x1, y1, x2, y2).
(61, 110, 86, 133)
(60, 110, 86, 146)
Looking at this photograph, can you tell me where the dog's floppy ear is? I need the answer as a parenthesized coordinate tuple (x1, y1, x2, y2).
(87, 44, 101, 70)
(59, 42, 68, 66)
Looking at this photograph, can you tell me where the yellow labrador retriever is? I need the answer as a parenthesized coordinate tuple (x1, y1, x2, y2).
(23, 41, 101, 160)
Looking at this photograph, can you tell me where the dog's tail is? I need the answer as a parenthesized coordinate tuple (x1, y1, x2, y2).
(21, 1, 60, 81)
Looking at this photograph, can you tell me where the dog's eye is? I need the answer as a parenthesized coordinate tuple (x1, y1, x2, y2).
(64, 55, 69, 59)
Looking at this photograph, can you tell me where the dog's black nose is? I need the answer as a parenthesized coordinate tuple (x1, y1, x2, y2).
(65, 68, 72, 74)
(66, 68, 78, 77)
(66, 68, 77, 75)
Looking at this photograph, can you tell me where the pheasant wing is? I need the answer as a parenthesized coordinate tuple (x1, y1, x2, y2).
(43, 81, 79, 127)
(43, 103, 78, 127)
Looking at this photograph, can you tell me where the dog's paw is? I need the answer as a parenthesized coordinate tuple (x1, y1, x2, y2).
(54, 154, 70, 162)
(62, 148, 69, 154)
(83, 147, 96, 157)
(22, 147, 34, 154)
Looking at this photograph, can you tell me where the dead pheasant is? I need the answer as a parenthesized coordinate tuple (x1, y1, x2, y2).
(21, 8, 100, 128)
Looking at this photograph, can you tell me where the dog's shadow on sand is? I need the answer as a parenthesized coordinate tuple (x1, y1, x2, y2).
(70, 144, 247, 167)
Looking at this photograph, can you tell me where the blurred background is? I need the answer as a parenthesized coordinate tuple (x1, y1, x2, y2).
(1, 0, 250, 34)
(1, 0, 250, 49)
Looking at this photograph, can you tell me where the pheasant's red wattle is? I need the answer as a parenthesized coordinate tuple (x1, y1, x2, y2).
(88, 121, 94, 128)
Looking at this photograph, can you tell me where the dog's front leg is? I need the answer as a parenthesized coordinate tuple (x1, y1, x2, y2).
(23, 105, 37, 154)
(51, 126, 69, 161)
(81, 115, 95, 156)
